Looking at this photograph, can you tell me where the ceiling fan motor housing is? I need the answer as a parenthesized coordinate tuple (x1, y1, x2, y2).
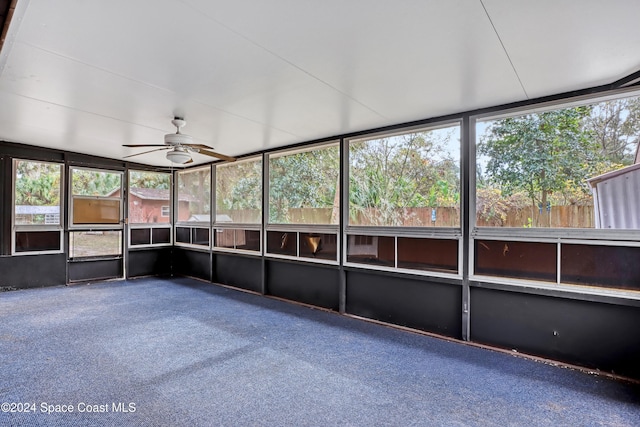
(164, 132, 192, 146)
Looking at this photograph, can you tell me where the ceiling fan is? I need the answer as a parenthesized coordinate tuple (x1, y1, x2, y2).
(123, 117, 236, 164)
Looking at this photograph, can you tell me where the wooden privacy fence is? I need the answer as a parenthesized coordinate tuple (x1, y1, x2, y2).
(221, 205, 595, 228)
(476, 205, 595, 228)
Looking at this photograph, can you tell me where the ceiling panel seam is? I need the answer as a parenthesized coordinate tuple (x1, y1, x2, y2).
(7, 42, 301, 139)
(479, 0, 529, 100)
(179, 0, 388, 121)
(0, 90, 172, 132)
(3, 90, 302, 142)
(15, 41, 179, 94)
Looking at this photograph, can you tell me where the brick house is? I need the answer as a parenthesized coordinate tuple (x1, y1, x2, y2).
(112, 188, 194, 223)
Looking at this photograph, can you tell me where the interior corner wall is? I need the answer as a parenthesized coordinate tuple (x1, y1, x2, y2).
(1, 141, 175, 289)
(173, 247, 211, 281)
(128, 248, 173, 278)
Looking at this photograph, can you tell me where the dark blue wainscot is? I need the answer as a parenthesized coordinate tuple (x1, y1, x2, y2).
(0, 253, 67, 289)
(469, 284, 640, 380)
(265, 259, 340, 311)
(345, 268, 463, 339)
(213, 252, 262, 294)
(68, 257, 123, 283)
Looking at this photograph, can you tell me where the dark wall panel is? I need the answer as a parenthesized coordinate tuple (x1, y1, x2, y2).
(128, 248, 172, 278)
(173, 248, 211, 281)
(0, 253, 66, 289)
(346, 270, 462, 339)
(214, 253, 262, 293)
(470, 287, 640, 380)
(266, 260, 339, 310)
(68, 259, 123, 282)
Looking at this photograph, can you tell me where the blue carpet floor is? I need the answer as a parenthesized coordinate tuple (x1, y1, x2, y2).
(0, 277, 639, 426)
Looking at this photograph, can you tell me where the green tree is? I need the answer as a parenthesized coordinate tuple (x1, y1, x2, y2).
(349, 130, 459, 226)
(478, 107, 606, 227)
(129, 171, 170, 190)
(586, 97, 640, 165)
(216, 160, 262, 223)
(72, 169, 121, 196)
(15, 161, 61, 206)
(269, 145, 339, 223)
(178, 168, 210, 217)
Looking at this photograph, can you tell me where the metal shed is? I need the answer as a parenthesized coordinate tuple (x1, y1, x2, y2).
(588, 163, 640, 229)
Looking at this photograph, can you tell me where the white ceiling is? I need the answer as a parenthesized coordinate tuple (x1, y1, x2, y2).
(0, 0, 639, 167)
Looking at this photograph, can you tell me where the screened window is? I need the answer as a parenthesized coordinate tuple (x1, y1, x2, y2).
(128, 171, 171, 224)
(349, 124, 460, 227)
(175, 226, 210, 247)
(15, 231, 61, 253)
(13, 159, 63, 254)
(177, 166, 211, 223)
(474, 240, 557, 282)
(14, 160, 62, 226)
(561, 243, 640, 291)
(266, 231, 298, 256)
(70, 168, 122, 226)
(263, 229, 337, 262)
(346, 235, 394, 267)
(215, 229, 261, 252)
(216, 157, 262, 224)
(268, 143, 339, 225)
(70, 231, 122, 258)
(129, 221, 172, 246)
(475, 94, 640, 229)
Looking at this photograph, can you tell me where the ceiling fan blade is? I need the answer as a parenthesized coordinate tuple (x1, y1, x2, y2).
(123, 147, 171, 159)
(198, 149, 236, 162)
(185, 143, 214, 149)
(123, 144, 168, 147)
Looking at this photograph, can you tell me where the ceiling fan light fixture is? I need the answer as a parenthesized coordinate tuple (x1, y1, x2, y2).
(166, 148, 191, 164)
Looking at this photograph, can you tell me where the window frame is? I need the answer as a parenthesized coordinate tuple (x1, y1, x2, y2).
(469, 87, 640, 297)
(174, 165, 212, 227)
(215, 155, 263, 226)
(68, 230, 123, 260)
(127, 169, 173, 248)
(264, 223, 339, 265)
(343, 227, 463, 279)
(213, 225, 262, 255)
(174, 225, 211, 250)
(346, 121, 462, 229)
(213, 156, 263, 255)
(11, 158, 64, 255)
(471, 87, 640, 238)
(264, 142, 340, 265)
(344, 121, 463, 278)
(69, 166, 124, 230)
(266, 141, 340, 227)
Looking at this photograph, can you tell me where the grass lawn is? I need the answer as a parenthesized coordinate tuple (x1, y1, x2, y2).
(70, 231, 122, 258)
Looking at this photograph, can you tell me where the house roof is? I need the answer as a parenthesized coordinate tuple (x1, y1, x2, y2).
(129, 188, 171, 201)
(588, 163, 640, 187)
(118, 187, 196, 202)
